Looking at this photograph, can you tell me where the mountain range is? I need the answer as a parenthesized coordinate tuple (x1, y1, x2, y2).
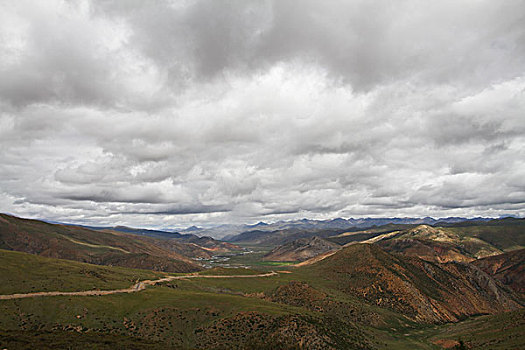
(182, 216, 495, 239)
(0, 212, 523, 349)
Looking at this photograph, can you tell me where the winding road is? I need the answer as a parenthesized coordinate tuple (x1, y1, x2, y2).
(0, 271, 278, 300)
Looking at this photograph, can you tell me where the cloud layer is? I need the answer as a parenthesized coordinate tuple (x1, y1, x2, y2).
(1, 0, 524, 228)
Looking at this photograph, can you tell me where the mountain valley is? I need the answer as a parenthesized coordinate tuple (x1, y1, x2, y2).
(0, 214, 523, 349)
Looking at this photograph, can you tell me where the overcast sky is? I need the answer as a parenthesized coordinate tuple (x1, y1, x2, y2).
(1, 0, 524, 229)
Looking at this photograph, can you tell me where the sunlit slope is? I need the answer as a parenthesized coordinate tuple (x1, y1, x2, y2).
(378, 222, 525, 262)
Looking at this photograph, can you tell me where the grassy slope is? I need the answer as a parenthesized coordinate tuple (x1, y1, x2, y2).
(0, 330, 169, 350)
(0, 288, 296, 348)
(0, 249, 164, 294)
(0, 249, 404, 349)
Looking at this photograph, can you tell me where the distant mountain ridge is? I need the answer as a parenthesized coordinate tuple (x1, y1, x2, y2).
(219, 217, 496, 241)
(45, 215, 507, 240)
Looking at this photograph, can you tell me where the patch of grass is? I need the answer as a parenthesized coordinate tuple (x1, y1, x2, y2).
(174, 271, 297, 295)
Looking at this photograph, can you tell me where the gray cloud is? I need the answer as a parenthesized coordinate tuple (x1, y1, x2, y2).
(0, 0, 524, 229)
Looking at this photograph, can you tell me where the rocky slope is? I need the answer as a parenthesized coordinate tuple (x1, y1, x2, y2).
(263, 236, 340, 262)
(472, 248, 525, 295)
(303, 244, 522, 323)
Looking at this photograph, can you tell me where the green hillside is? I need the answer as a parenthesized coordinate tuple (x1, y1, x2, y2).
(0, 249, 164, 294)
(425, 309, 525, 350)
(0, 250, 374, 349)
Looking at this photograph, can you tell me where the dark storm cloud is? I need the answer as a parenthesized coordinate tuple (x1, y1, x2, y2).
(0, 0, 524, 229)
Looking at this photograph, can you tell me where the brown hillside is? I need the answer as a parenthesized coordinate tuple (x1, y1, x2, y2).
(0, 214, 201, 273)
(303, 244, 522, 323)
(378, 238, 474, 263)
(473, 248, 525, 294)
(394, 224, 525, 260)
(125, 234, 214, 259)
(263, 236, 340, 262)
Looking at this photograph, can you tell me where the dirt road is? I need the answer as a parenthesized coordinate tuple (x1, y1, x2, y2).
(0, 271, 278, 300)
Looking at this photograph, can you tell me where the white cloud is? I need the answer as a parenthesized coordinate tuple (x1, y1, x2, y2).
(0, 0, 524, 228)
